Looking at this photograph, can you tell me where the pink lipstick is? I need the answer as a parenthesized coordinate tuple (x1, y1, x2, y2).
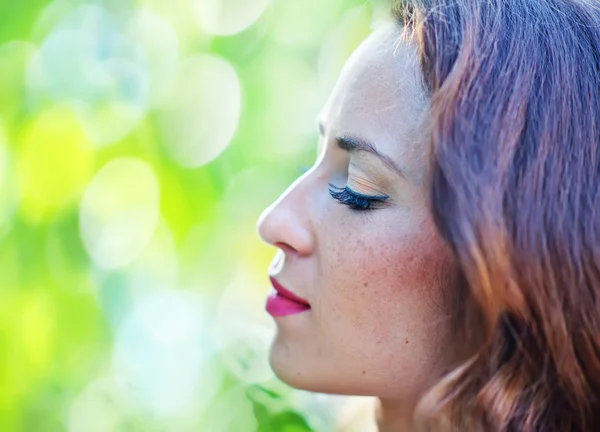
(265, 277, 310, 317)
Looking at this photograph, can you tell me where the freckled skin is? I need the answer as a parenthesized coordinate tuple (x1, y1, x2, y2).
(257, 23, 458, 408)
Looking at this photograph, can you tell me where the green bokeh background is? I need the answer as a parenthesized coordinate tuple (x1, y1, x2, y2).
(0, 0, 386, 430)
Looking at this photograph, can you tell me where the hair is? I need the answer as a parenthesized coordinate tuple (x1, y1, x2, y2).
(392, 0, 600, 430)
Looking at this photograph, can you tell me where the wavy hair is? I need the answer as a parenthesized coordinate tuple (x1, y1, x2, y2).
(393, 0, 600, 430)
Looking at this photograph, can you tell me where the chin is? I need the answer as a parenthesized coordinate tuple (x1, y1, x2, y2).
(268, 341, 370, 396)
(268, 340, 312, 389)
(268, 338, 329, 392)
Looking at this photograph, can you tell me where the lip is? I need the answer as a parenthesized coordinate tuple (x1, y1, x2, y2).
(270, 277, 310, 305)
(265, 277, 311, 317)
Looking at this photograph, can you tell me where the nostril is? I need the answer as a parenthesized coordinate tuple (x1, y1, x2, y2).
(275, 242, 296, 255)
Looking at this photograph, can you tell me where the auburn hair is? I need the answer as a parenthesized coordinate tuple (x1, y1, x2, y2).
(393, 0, 600, 430)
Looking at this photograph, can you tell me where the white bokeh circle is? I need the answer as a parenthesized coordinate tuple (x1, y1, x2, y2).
(159, 54, 241, 167)
(112, 290, 220, 417)
(79, 157, 160, 270)
(193, 0, 270, 36)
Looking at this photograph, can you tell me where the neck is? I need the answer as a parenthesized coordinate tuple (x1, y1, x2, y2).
(375, 398, 418, 432)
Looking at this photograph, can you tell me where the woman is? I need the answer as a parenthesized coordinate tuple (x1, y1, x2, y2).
(257, 0, 600, 430)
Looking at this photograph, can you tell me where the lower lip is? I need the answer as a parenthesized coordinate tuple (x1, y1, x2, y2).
(265, 291, 311, 317)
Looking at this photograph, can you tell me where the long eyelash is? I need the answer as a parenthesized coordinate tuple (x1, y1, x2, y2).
(328, 184, 389, 211)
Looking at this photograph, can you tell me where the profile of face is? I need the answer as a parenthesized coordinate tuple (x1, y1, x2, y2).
(257, 23, 458, 406)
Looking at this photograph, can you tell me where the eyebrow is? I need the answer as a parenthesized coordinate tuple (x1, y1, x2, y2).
(316, 118, 413, 181)
(336, 134, 412, 181)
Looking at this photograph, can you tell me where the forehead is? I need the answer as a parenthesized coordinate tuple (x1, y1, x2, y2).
(320, 23, 429, 176)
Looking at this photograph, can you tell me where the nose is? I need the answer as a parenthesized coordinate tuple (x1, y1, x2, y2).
(256, 176, 315, 257)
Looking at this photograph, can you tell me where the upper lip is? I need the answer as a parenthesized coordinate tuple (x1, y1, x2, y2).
(270, 277, 310, 306)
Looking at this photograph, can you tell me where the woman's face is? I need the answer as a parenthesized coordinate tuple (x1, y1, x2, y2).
(257, 24, 457, 403)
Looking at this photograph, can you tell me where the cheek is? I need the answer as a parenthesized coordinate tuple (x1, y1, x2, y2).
(316, 211, 454, 364)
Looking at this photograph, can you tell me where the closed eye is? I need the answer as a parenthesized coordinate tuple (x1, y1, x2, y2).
(328, 184, 389, 211)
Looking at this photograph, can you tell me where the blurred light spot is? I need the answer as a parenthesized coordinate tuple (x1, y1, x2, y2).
(95, 270, 135, 332)
(159, 54, 241, 167)
(112, 290, 220, 417)
(248, 52, 321, 156)
(20, 291, 55, 374)
(318, 6, 372, 95)
(271, 0, 342, 46)
(124, 9, 180, 106)
(32, 0, 77, 40)
(139, 0, 203, 48)
(193, 0, 270, 36)
(289, 391, 352, 432)
(27, 4, 149, 145)
(17, 105, 94, 222)
(92, 220, 179, 330)
(67, 377, 125, 432)
(0, 119, 16, 233)
(127, 220, 178, 298)
(80, 157, 159, 270)
(0, 42, 36, 121)
(202, 386, 258, 431)
(216, 271, 275, 384)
